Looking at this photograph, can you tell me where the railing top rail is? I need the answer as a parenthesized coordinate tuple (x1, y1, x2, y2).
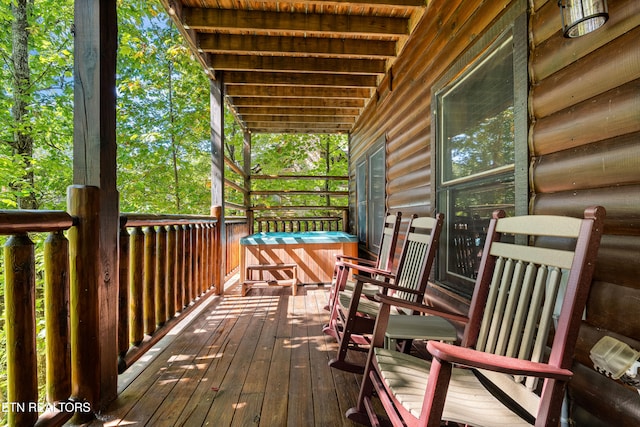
(121, 213, 219, 228)
(255, 216, 342, 221)
(0, 210, 75, 234)
(251, 174, 348, 181)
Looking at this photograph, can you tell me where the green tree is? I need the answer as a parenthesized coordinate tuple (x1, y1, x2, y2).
(0, 0, 74, 210)
(117, 1, 211, 214)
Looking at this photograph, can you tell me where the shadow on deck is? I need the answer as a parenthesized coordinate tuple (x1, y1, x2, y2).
(85, 283, 367, 426)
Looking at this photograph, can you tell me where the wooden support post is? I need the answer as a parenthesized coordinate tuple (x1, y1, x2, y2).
(243, 130, 252, 234)
(212, 206, 223, 294)
(4, 234, 38, 426)
(73, 0, 118, 411)
(67, 185, 102, 421)
(342, 209, 349, 233)
(210, 75, 226, 292)
(44, 231, 71, 403)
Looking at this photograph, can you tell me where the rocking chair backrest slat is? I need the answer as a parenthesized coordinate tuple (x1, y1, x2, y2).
(377, 213, 402, 272)
(469, 208, 604, 391)
(391, 215, 442, 307)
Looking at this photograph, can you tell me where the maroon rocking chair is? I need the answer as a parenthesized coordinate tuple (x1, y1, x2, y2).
(325, 212, 402, 316)
(326, 214, 449, 374)
(347, 206, 605, 427)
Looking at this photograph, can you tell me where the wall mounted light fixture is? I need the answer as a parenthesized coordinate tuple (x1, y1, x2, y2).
(558, 0, 609, 38)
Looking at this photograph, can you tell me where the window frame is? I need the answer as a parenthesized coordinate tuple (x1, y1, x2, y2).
(431, 4, 528, 298)
(356, 135, 386, 253)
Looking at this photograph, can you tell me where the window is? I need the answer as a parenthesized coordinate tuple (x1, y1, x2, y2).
(434, 8, 527, 296)
(356, 137, 386, 253)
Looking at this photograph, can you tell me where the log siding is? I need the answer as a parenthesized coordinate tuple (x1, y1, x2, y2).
(349, 0, 640, 424)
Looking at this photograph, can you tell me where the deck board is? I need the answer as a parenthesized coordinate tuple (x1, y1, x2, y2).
(91, 284, 366, 427)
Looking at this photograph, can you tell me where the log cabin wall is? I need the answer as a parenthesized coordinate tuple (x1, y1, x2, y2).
(349, 0, 640, 424)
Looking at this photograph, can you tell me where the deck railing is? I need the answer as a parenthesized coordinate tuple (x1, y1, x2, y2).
(254, 214, 348, 233)
(117, 214, 220, 372)
(0, 210, 76, 426)
(0, 209, 247, 426)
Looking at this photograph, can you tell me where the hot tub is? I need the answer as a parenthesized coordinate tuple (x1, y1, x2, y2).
(239, 231, 358, 285)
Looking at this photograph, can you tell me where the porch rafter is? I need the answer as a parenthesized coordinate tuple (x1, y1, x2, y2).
(161, 0, 428, 134)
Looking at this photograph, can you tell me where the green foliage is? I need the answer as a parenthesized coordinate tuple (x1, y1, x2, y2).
(249, 133, 349, 215)
(117, 0, 212, 214)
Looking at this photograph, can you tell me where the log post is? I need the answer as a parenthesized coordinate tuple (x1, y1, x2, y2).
(143, 227, 156, 335)
(118, 219, 130, 361)
(67, 185, 101, 421)
(183, 224, 193, 303)
(4, 234, 38, 426)
(129, 227, 144, 346)
(73, 0, 118, 411)
(212, 206, 223, 294)
(155, 225, 167, 327)
(166, 225, 177, 319)
(176, 224, 185, 309)
(44, 230, 71, 403)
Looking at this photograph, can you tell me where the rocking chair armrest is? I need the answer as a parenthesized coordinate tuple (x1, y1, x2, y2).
(336, 254, 377, 267)
(376, 294, 469, 324)
(352, 271, 395, 284)
(343, 263, 392, 277)
(427, 341, 574, 381)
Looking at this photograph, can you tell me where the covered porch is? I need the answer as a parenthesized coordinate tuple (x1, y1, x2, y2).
(1, 0, 638, 425)
(94, 284, 366, 426)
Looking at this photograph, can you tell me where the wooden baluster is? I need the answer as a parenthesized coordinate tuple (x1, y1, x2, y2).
(129, 226, 144, 345)
(166, 225, 177, 319)
(4, 234, 38, 426)
(203, 223, 211, 291)
(196, 223, 204, 295)
(143, 226, 156, 335)
(118, 221, 130, 365)
(44, 230, 71, 402)
(191, 224, 198, 298)
(183, 224, 193, 304)
(177, 224, 186, 309)
(155, 226, 167, 327)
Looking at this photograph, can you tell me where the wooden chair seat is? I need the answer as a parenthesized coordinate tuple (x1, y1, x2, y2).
(373, 348, 536, 426)
(338, 291, 403, 317)
(341, 281, 380, 298)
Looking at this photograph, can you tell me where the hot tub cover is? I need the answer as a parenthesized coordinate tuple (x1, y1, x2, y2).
(240, 231, 358, 245)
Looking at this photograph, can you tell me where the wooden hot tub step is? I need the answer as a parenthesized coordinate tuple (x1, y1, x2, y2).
(243, 263, 298, 296)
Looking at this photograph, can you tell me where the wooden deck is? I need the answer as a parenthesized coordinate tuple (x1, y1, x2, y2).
(91, 283, 368, 426)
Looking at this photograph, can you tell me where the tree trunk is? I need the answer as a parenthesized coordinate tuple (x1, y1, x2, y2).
(11, 0, 37, 209)
(168, 59, 181, 211)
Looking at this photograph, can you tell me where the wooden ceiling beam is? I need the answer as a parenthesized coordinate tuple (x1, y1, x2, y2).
(248, 123, 353, 133)
(209, 54, 386, 74)
(198, 33, 396, 58)
(183, 8, 410, 37)
(244, 0, 426, 7)
(230, 97, 365, 108)
(224, 71, 378, 88)
(225, 85, 372, 99)
(236, 107, 360, 116)
(240, 115, 356, 124)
